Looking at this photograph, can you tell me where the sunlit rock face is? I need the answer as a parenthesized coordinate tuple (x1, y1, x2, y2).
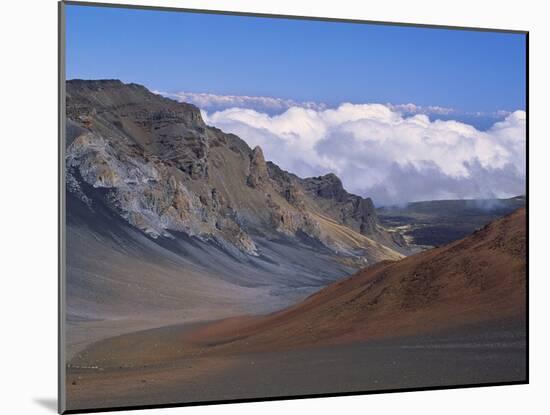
(66, 79, 406, 262)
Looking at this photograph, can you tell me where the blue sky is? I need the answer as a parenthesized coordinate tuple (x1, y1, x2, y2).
(66, 4, 526, 115)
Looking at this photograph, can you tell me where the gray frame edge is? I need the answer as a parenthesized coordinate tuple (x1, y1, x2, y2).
(58, 1, 67, 414)
(56, 2, 529, 414)
(62, 0, 528, 34)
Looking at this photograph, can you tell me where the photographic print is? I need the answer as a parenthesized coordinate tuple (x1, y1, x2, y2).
(60, 2, 527, 413)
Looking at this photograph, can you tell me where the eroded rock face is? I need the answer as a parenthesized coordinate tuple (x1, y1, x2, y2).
(247, 146, 269, 189)
(65, 80, 406, 262)
(67, 79, 210, 180)
(66, 129, 258, 254)
(302, 174, 379, 233)
(304, 173, 348, 202)
(66, 81, 258, 254)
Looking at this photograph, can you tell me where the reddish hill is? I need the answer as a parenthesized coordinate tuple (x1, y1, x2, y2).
(188, 207, 527, 354)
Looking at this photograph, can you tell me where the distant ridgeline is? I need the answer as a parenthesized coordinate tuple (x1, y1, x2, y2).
(377, 196, 526, 247)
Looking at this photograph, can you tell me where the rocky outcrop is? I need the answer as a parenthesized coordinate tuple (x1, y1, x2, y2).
(266, 162, 307, 209)
(67, 79, 209, 179)
(303, 173, 348, 202)
(266, 164, 405, 250)
(66, 80, 406, 263)
(247, 146, 269, 189)
(302, 173, 377, 232)
(66, 129, 258, 254)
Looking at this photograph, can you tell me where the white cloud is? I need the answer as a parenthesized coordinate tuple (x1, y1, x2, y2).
(388, 103, 455, 116)
(157, 90, 513, 124)
(156, 91, 327, 113)
(202, 103, 526, 206)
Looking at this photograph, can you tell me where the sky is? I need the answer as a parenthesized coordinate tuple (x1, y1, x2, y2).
(65, 4, 527, 205)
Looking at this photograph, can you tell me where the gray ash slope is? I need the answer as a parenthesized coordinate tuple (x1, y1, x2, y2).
(65, 80, 406, 350)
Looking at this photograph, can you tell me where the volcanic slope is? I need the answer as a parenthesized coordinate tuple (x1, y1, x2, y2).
(70, 208, 526, 369)
(65, 80, 405, 354)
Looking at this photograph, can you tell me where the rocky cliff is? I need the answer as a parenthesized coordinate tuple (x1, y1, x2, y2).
(66, 79, 405, 264)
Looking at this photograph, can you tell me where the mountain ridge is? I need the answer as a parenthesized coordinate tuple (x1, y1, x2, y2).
(66, 79, 405, 260)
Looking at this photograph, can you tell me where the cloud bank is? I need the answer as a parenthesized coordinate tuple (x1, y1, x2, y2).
(158, 90, 512, 124)
(388, 103, 456, 116)
(158, 91, 327, 114)
(201, 103, 526, 206)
